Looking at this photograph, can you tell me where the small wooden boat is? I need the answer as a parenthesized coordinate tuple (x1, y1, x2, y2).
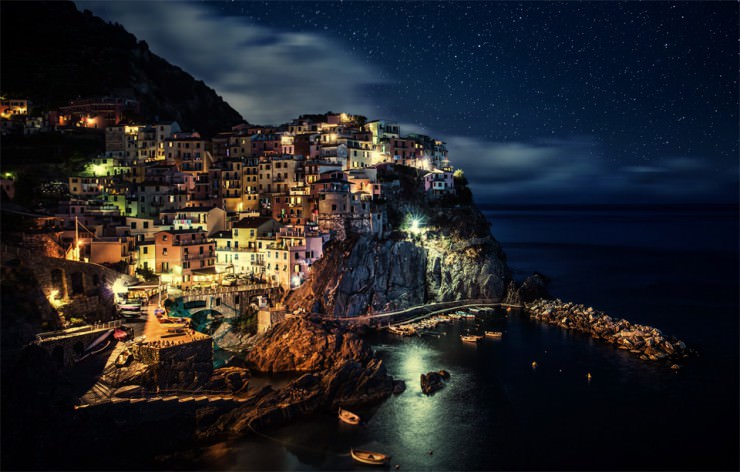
(461, 334, 483, 343)
(120, 310, 141, 320)
(90, 339, 111, 355)
(338, 407, 361, 425)
(485, 331, 503, 338)
(350, 448, 390, 466)
(118, 302, 142, 311)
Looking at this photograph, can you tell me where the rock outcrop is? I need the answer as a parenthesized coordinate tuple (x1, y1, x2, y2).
(526, 299, 694, 361)
(420, 370, 450, 395)
(200, 317, 395, 438)
(245, 317, 372, 372)
(286, 206, 509, 318)
(518, 272, 551, 302)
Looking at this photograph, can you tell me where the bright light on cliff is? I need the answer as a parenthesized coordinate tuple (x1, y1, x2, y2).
(404, 213, 425, 235)
(410, 218, 420, 233)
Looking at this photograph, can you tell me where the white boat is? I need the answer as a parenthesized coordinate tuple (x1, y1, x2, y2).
(338, 407, 361, 425)
(350, 448, 390, 466)
(461, 334, 483, 343)
(485, 331, 503, 338)
(117, 302, 142, 311)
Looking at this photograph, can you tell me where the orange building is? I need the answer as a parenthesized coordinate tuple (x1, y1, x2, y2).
(154, 228, 215, 288)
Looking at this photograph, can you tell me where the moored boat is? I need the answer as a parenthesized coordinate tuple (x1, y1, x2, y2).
(350, 448, 390, 466)
(338, 407, 361, 425)
(461, 334, 483, 343)
(485, 331, 503, 338)
(120, 310, 141, 320)
(117, 302, 142, 311)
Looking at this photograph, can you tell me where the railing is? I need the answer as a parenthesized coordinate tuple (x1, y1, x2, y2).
(35, 320, 124, 343)
(180, 282, 277, 297)
(173, 239, 210, 246)
(183, 253, 213, 261)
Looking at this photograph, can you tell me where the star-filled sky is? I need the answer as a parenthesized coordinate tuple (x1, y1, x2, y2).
(78, 1, 738, 205)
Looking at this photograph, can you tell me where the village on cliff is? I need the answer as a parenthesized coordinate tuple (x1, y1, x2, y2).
(2, 97, 459, 297)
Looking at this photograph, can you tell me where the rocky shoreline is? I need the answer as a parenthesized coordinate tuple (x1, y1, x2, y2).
(197, 316, 399, 438)
(525, 299, 694, 363)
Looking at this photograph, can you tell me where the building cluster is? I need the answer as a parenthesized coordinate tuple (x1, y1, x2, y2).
(7, 106, 458, 291)
(1, 95, 140, 135)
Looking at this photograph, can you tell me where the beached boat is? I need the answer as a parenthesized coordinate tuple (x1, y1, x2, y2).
(461, 334, 483, 343)
(350, 448, 390, 466)
(117, 302, 142, 311)
(120, 310, 141, 320)
(485, 331, 503, 338)
(387, 325, 415, 336)
(89, 339, 111, 355)
(75, 329, 114, 362)
(338, 407, 361, 425)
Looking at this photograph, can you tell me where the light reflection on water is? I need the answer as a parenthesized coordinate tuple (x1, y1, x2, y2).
(172, 308, 736, 471)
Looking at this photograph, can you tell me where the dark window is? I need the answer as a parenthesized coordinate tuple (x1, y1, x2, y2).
(70, 272, 84, 295)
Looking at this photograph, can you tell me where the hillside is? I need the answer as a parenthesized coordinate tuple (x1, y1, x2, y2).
(285, 166, 511, 317)
(0, 1, 244, 137)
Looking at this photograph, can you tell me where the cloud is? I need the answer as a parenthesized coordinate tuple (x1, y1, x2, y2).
(442, 134, 737, 204)
(77, 1, 385, 124)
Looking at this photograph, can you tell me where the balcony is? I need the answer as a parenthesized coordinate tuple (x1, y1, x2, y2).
(173, 239, 209, 246)
(183, 252, 214, 261)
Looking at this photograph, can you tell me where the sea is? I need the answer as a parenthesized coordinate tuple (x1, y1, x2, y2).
(170, 205, 739, 471)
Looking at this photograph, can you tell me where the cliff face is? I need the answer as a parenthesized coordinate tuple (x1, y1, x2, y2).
(0, 1, 244, 136)
(287, 199, 510, 318)
(245, 317, 372, 372)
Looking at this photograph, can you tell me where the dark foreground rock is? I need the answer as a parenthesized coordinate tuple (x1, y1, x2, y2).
(199, 317, 395, 438)
(526, 299, 695, 362)
(245, 317, 371, 372)
(420, 370, 449, 395)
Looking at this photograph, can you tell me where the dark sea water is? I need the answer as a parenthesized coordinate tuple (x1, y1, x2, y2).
(176, 206, 739, 471)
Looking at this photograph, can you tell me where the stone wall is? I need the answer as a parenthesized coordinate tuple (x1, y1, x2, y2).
(132, 337, 214, 388)
(2, 246, 134, 322)
(2, 245, 134, 322)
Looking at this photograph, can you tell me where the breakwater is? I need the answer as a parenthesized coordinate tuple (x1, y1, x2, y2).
(525, 299, 694, 363)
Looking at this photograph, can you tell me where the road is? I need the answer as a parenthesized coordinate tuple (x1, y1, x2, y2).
(333, 298, 521, 325)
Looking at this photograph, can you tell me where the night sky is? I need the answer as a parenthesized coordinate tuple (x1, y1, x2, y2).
(79, 1, 738, 204)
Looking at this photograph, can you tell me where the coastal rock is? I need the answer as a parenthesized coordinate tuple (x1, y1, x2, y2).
(524, 299, 693, 362)
(420, 371, 448, 395)
(517, 272, 551, 303)
(204, 367, 250, 394)
(245, 317, 371, 373)
(201, 357, 394, 438)
(285, 202, 509, 317)
(393, 379, 407, 394)
(198, 316, 395, 438)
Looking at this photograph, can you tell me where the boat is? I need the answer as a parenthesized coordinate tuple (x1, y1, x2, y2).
(485, 331, 503, 338)
(89, 339, 111, 355)
(455, 310, 475, 319)
(350, 448, 390, 466)
(387, 325, 415, 336)
(461, 334, 483, 343)
(113, 328, 129, 341)
(117, 302, 142, 311)
(74, 329, 114, 363)
(120, 310, 141, 320)
(338, 407, 361, 425)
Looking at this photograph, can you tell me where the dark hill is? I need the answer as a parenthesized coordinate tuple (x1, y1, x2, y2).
(0, 1, 244, 137)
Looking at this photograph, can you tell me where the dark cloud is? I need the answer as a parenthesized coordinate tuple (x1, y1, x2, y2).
(78, 1, 386, 124)
(444, 134, 737, 204)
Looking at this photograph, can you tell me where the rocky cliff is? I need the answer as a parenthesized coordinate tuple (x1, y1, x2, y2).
(245, 317, 372, 372)
(286, 170, 510, 317)
(197, 317, 395, 437)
